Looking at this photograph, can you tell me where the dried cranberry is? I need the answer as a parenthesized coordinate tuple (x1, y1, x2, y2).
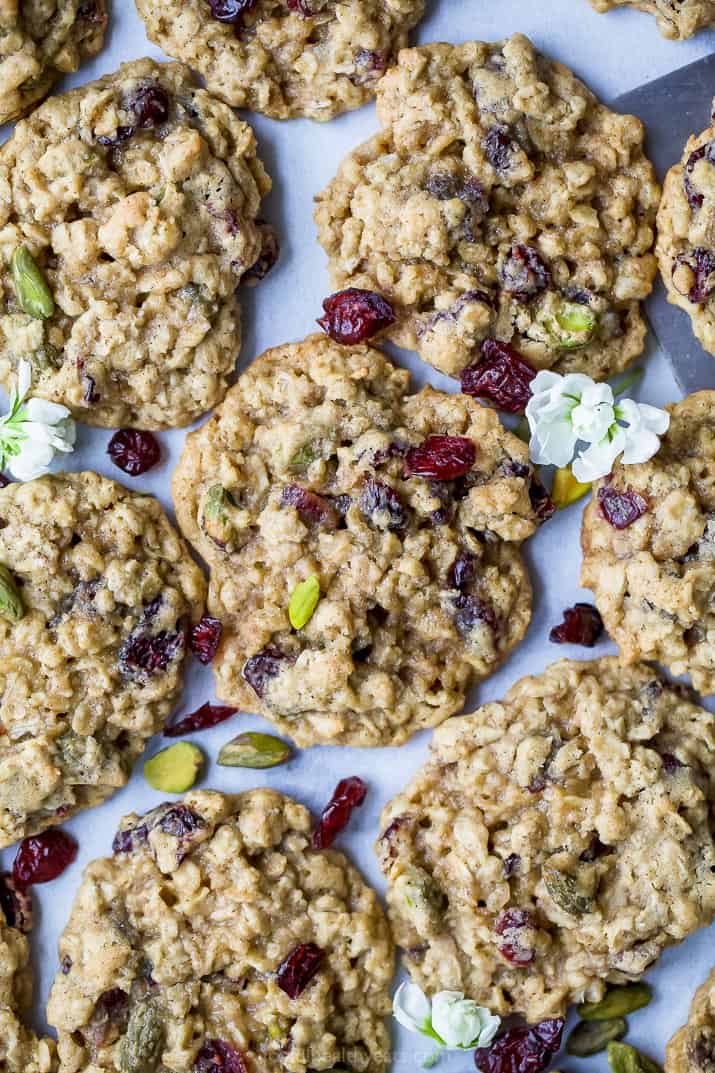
(243, 644, 293, 698)
(61, 954, 72, 974)
(244, 225, 280, 284)
(165, 702, 237, 737)
(354, 48, 388, 75)
(661, 752, 685, 774)
(86, 989, 130, 1049)
(318, 288, 395, 345)
(494, 908, 535, 967)
(190, 617, 223, 664)
(500, 245, 551, 302)
(0, 873, 33, 932)
(426, 172, 488, 213)
(449, 552, 476, 591)
(281, 484, 338, 527)
(97, 125, 135, 148)
(673, 248, 715, 304)
(112, 826, 146, 854)
(483, 125, 518, 173)
(107, 429, 161, 476)
(207, 0, 256, 19)
(276, 943, 324, 998)
(127, 83, 169, 128)
(119, 611, 185, 678)
(461, 340, 537, 413)
(597, 485, 648, 529)
(195, 1040, 248, 1073)
(503, 853, 521, 878)
(405, 436, 476, 481)
(549, 603, 604, 647)
(13, 830, 78, 889)
(474, 1019, 564, 1073)
(313, 776, 368, 850)
(684, 141, 715, 210)
(288, 0, 313, 13)
(452, 593, 498, 638)
(159, 804, 205, 839)
(529, 478, 556, 523)
(359, 478, 409, 532)
(579, 835, 614, 862)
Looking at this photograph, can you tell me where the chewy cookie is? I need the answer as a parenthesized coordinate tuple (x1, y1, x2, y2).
(0, 1, 108, 126)
(657, 105, 715, 357)
(378, 659, 715, 1023)
(0, 903, 54, 1073)
(581, 391, 715, 695)
(47, 788, 394, 1073)
(135, 0, 425, 122)
(315, 34, 660, 383)
(173, 334, 545, 748)
(589, 0, 715, 38)
(0, 472, 206, 848)
(0, 58, 271, 429)
(666, 969, 715, 1072)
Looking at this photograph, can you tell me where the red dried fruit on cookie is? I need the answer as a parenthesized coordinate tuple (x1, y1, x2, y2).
(107, 429, 161, 476)
(0, 872, 33, 932)
(549, 603, 604, 647)
(313, 776, 368, 850)
(405, 436, 476, 480)
(276, 943, 324, 998)
(597, 485, 648, 529)
(318, 288, 395, 344)
(499, 245, 551, 302)
(190, 617, 223, 664)
(461, 340, 537, 413)
(243, 645, 294, 698)
(165, 702, 237, 737)
(281, 484, 338, 528)
(474, 1019, 564, 1073)
(359, 478, 409, 532)
(13, 829, 78, 889)
(494, 908, 535, 967)
(195, 1039, 248, 1073)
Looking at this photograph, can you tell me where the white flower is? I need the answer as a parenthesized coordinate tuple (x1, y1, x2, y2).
(526, 370, 669, 482)
(0, 360, 76, 481)
(393, 982, 500, 1051)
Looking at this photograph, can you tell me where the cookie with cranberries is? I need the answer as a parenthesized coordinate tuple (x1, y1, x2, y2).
(666, 966, 715, 1072)
(590, 0, 715, 39)
(173, 333, 544, 747)
(0, 910, 55, 1072)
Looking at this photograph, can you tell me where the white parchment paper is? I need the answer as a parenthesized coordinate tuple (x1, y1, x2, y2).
(5, 2, 715, 1069)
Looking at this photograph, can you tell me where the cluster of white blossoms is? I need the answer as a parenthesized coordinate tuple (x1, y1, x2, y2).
(393, 982, 500, 1054)
(526, 371, 670, 483)
(0, 360, 75, 480)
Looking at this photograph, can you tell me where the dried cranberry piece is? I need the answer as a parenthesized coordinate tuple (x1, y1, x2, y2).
(112, 826, 145, 854)
(107, 429, 161, 476)
(529, 478, 556, 523)
(207, 0, 256, 19)
(0, 873, 33, 932)
(579, 835, 614, 862)
(13, 830, 78, 889)
(244, 225, 280, 284)
(502, 853, 521, 878)
(86, 989, 130, 1049)
(673, 248, 715, 304)
(483, 125, 518, 173)
(359, 478, 409, 532)
(190, 617, 223, 664)
(159, 804, 205, 839)
(318, 288, 395, 345)
(461, 340, 537, 413)
(405, 436, 476, 481)
(661, 752, 685, 774)
(313, 776, 368, 850)
(426, 172, 488, 213)
(97, 125, 135, 148)
(165, 702, 237, 737)
(276, 943, 324, 998)
(288, 0, 313, 13)
(597, 485, 648, 529)
(549, 603, 604, 647)
(500, 245, 551, 302)
(127, 83, 169, 128)
(281, 484, 338, 527)
(61, 955, 72, 974)
(195, 1040, 248, 1073)
(474, 1019, 564, 1073)
(119, 609, 185, 678)
(354, 48, 388, 75)
(453, 593, 498, 638)
(243, 644, 293, 698)
(494, 908, 535, 967)
(449, 552, 476, 591)
(684, 141, 715, 210)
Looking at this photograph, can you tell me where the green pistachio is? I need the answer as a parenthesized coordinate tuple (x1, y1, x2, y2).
(218, 732, 291, 769)
(543, 866, 593, 915)
(11, 246, 55, 320)
(144, 742, 204, 793)
(401, 865, 447, 917)
(288, 575, 320, 630)
(536, 296, 597, 350)
(0, 564, 24, 622)
(607, 1041, 663, 1073)
(201, 484, 235, 547)
(578, 983, 653, 1021)
(118, 1001, 164, 1073)
(566, 1017, 627, 1057)
(289, 442, 319, 470)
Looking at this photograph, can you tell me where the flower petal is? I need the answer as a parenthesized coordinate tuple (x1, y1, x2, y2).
(430, 991, 501, 1050)
(393, 982, 432, 1035)
(25, 397, 72, 425)
(16, 360, 32, 403)
(572, 433, 624, 483)
(7, 438, 54, 481)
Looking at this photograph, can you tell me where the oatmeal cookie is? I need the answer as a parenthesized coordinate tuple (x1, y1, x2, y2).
(589, 0, 715, 38)
(47, 788, 394, 1073)
(173, 333, 545, 748)
(0, 58, 271, 430)
(657, 106, 715, 357)
(378, 658, 715, 1024)
(0, 471, 206, 848)
(0, 1, 108, 126)
(134, 0, 425, 122)
(0, 900, 55, 1073)
(315, 34, 660, 384)
(581, 392, 715, 695)
(666, 968, 715, 1072)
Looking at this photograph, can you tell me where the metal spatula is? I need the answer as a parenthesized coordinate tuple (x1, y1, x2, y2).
(613, 54, 715, 394)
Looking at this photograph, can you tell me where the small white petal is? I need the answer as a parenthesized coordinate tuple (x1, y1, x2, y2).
(25, 397, 72, 425)
(529, 417, 578, 469)
(16, 360, 32, 402)
(393, 982, 432, 1035)
(430, 992, 501, 1050)
(7, 438, 54, 481)
(572, 433, 624, 483)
